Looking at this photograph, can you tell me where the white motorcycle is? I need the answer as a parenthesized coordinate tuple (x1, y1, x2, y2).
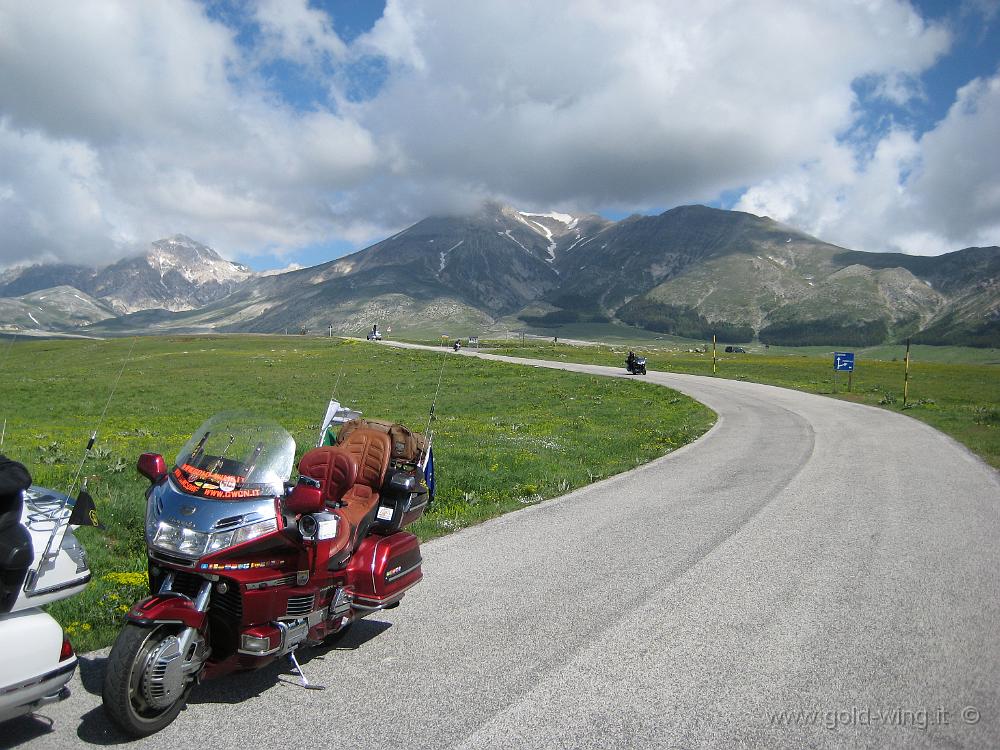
(0, 460, 91, 724)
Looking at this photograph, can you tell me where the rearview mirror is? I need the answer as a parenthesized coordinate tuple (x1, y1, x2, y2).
(137, 453, 167, 484)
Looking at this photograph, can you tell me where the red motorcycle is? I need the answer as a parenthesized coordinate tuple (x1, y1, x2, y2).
(102, 411, 430, 736)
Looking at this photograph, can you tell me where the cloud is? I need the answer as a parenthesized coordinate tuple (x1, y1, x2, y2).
(350, 0, 949, 217)
(2, 0, 994, 272)
(252, 0, 347, 66)
(0, 0, 377, 267)
(737, 68, 1000, 254)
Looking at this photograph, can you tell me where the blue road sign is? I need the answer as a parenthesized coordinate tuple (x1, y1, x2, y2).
(833, 352, 855, 372)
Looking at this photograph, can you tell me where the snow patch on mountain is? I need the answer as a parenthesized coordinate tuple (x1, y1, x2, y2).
(520, 211, 577, 229)
(148, 235, 254, 286)
(498, 230, 529, 253)
(517, 215, 557, 262)
(438, 240, 463, 274)
(565, 232, 587, 252)
(260, 263, 303, 277)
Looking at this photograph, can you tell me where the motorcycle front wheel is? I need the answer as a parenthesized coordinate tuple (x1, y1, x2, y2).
(102, 623, 195, 737)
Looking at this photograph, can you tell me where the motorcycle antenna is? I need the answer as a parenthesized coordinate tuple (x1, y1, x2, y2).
(26, 337, 136, 593)
(64, 336, 137, 502)
(423, 353, 448, 440)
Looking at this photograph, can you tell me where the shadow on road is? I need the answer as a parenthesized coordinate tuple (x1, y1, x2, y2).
(10, 619, 395, 747)
(1, 714, 55, 748)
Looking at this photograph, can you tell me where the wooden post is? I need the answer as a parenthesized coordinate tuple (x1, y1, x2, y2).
(712, 334, 717, 374)
(903, 338, 911, 406)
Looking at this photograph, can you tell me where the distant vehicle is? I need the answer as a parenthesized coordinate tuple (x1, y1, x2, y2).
(367, 323, 382, 341)
(724, 346, 747, 354)
(625, 356, 646, 375)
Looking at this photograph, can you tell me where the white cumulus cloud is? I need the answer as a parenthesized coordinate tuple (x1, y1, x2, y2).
(2, 0, 996, 271)
(737, 67, 1000, 253)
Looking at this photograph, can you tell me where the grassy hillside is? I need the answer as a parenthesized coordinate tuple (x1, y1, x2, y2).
(0, 335, 713, 650)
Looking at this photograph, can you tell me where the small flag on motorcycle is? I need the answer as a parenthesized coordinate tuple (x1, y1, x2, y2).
(422, 446, 435, 501)
(68, 488, 104, 529)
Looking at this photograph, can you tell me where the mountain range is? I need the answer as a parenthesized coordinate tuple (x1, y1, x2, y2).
(0, 235, 252, 314)
(1, 205, 997, 347)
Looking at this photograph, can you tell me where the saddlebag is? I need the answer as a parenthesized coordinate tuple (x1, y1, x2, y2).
(346, 531, 422, 610)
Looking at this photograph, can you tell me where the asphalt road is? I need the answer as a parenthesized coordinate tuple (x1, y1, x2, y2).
(7, 346, 998, 749)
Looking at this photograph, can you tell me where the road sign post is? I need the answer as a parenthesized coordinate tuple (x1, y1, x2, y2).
(903, 338, 911, 406)
(712, 334, 717, 374)
(833, 351, 855, 394)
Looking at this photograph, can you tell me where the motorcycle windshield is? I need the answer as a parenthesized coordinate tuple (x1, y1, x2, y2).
(172, 412, 295, 499)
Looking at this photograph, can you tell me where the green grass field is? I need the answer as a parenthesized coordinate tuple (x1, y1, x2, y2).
(0, 335, 713, 650)
(476, 339, 1000, 470)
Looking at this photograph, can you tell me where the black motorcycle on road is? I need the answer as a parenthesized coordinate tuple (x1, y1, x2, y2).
(626, 356, 646, 375)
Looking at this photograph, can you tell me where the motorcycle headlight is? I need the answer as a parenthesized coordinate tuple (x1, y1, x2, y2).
(230, 518, 277, 546)
(151, 517, 278, 559)
(152, 521, 210, 557)
(202, 519, 277, 554)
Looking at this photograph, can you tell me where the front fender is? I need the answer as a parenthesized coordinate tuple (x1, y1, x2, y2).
(126, 593, 207, 629)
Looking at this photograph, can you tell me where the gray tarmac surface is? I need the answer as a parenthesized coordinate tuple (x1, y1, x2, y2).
(6, 345, 998, 749)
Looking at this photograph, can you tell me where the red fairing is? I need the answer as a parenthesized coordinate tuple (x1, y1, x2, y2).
(126, 594, 208, 628)
(347, 531, 423, 609)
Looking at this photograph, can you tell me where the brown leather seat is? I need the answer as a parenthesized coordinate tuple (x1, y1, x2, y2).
(337, 428, 391, 548)
(297, 447, 357, 507)
(297, 431, 391, 556)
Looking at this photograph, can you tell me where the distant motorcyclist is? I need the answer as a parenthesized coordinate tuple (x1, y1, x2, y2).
(626, 350, 636, 370)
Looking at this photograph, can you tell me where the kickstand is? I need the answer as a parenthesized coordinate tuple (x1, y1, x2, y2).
(287, 650, 326, 690)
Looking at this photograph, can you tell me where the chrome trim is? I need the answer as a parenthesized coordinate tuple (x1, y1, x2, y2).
(245, 574, 296, 591)
(237, 635, 281, 657)
(35, 684, 71, 708)
(407, 493, 429, 510)
(149, 550, 198, 569)
(159, 571, 176, 593)
(22, 572, 91, 598)
(285, 593, 315, 618)
(385, 559, 422, 583)
(192, 579, 213, 612)
(352, 578, 420, 610)
(0, 659, 76, 697)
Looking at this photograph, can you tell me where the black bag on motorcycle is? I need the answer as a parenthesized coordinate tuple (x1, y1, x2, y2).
(370, 467, 431, 535)
(0, 455, 34, 613)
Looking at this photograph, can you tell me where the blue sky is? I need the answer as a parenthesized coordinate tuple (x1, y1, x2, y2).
(0, 0, 998, 271)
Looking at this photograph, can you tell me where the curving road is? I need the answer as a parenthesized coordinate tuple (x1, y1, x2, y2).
(7, 346, 998, 749)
